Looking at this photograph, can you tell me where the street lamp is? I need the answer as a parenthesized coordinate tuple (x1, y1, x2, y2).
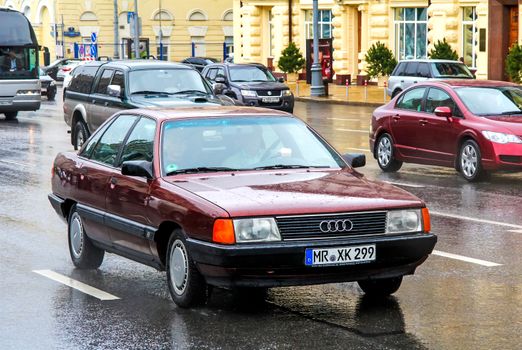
(310, 0, 325, 96)
(133, 0, 140, 58)
(113, 0, 119, 59)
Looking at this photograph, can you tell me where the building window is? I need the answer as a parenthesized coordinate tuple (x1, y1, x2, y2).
(156, 37, 169, 61)
(189, 10, 207, 21)
(153, 10, 173, 21)
(223, 10, 233, 21)
(394, 8, 428, 60)
(462, 7, 478, 68)
(225, 35, 233, 57)
(192, 36, 206, 56)
(80, 11, 98, 21)
(304, 10, 332, 39)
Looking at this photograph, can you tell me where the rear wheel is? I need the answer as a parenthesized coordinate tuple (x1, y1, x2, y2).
(358, 276, 403, 297)
(391, 89, 402, 98)
(458, 139, 485, 182)
(68, 205, 105, 269)
(376, 133, 403, 172)
(4, 112, 18, 120)
(73, 120, 89, 150)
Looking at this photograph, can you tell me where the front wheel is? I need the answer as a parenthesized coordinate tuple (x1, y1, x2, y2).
(357, 276, 403, 297)
(4, 112, 18, 120)
(166, 231, 208, 308)
(376, 133, 403, 172)
(73, 120, 89, 150)
(458, 139, 485, 182)
(68, 205, 105, 269)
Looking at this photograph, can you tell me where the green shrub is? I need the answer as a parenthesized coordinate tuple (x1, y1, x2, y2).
(277, 42, 306, 74)
(428, 38, 459, 60)
(364, 42, 397, 78)
(506, 44, 522, 83)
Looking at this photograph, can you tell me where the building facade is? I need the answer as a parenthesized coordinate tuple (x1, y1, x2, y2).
(1, 0, 234, 63)
(233, 0, 521, 81)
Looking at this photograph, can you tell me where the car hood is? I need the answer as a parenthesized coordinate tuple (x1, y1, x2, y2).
(483, 116, 522, 134)
(129, 95, 223, 107)
(232, 81, 289, 91)
(165, 170, 423, 217)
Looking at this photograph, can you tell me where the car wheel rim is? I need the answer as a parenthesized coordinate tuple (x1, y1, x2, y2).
(461, 145, 478, 178)
(70, 213, 84, 258)
(169, 240, 189, 296)
(378, 137, 392, 166)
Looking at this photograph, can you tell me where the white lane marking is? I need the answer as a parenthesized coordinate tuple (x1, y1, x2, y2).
(33, 270, 120, 301)
(383, 181, 425, 188)
(0, 159, 36, 167)
(328, 118, 367, 122)
(432, 250, 502, 267)
(336, 128, 368, 133)
(430, 211, 522, 230)
(508, 229, 522, 234)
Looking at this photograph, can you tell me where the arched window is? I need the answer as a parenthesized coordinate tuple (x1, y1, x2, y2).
(23, 6, 31, 19)
(188, 10, 207, 21)
(153, 10, 173, 21)
(80, 11, 98, 21)
(223, 9, 233, 21)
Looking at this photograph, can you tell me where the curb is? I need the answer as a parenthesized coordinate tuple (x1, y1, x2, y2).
(294, 96, 384, 107)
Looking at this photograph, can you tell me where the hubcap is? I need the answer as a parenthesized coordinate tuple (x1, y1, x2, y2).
(461, 144, 478, 178)
(69, 213, 84, 258)
(169, 240, 189, 295)
(378, 137, 392, 166)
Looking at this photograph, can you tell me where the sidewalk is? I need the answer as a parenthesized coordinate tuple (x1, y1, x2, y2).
(287, 81, 391, 107)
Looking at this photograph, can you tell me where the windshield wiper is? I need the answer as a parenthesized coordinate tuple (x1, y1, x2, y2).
(166, 167, 239, 176)
(500, 110, 522, 115)
(253, 164, 331, 170)
(131, 90, 170, 95)
(172, 90, 208, 95)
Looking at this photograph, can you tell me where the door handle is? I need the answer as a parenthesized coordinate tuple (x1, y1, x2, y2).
(110, 177, 118, 185)
(400, 80, 404, 83)
(92, 99, 96, 104)
(413, 81, 418, 84)
(419, 119, 428, 126)
(392, 115, 400, 122)
(104, 102, 109, 107)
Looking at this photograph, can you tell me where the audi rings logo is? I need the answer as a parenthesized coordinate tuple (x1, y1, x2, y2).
(319, 219, 354, 233)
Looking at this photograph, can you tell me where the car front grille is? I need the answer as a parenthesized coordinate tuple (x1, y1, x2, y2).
(276, 211, 387, 240)
(499, 155, 522, 163)
(256, 90, 282, 97)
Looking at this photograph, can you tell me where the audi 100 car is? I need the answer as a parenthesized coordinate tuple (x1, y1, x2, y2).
(49, 106, 436, 307)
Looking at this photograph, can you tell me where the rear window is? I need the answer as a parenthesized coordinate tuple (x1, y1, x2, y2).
(69, 66, 99, 94)
(431, 63, 473, 79)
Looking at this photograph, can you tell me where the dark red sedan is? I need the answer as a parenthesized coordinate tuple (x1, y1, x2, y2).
(370, 80, 522, 181)
(49, 106, 436, 307)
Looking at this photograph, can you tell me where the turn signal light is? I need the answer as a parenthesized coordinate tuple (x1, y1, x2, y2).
(212, 219, 235, 244)
(422, 208, 431, 233)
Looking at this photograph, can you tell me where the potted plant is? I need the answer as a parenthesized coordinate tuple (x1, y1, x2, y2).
(428, 38, 459, 60)
(506, 44, 522, 83)
(364, 42, 397, 87)
(277, 42, 306, 83)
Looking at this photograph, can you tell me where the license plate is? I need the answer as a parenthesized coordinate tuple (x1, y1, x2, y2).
(0, 101, 10, 105)
(262, 96, 280, 103)
(305, 244, 376, 266)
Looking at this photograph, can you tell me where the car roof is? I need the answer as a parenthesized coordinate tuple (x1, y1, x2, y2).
(123, 106, 292, 122)
(427, 80, 520, 88)
(397, 59, 463, 64)
(83, 59, 192, 70)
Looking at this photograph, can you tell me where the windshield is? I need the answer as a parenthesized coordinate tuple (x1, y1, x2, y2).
(0, 46, 38, 79)
(229, 66, 276, 82)
(455, 87, 522, 115)
(161, 116, 344, 175)
(129, 68, 211, 95)
(431, 62, 474, 79)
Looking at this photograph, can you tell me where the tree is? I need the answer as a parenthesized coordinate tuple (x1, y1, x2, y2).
(506, 44, 522, 83)
(428, 38, 459, 60)
(277, 42, 306, 74)
(364, 42, 397, 78)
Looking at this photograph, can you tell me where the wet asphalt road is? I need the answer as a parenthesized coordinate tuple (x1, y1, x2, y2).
(1, 89, 521, 349)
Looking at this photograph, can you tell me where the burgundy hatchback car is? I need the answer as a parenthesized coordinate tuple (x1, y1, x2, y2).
(370, 80, 522, 181)
(49, 106, 436, 307)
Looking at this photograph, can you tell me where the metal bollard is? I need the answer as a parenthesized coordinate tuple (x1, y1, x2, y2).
(345, 80, 349, 100)
(296, 81, 299, 97)
(383, 81, 387, 103)
(364, 80, 368, 102)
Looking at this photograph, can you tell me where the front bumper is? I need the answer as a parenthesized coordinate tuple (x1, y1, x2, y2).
(241, 95, 294, 112)
(0, 94, 41, 112)
(481, 142, 522, 171)
(187, 233, 437, 288)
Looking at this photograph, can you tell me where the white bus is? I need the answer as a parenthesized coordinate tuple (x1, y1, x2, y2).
(0, 8, 40, 120)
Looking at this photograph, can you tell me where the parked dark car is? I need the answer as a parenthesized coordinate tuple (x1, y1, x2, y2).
(181, 57, 220, 72)
(63, 60, 235, 150)
(370, 80, 522, 181)
(38, 67, 56, 101)
(202, 63, 294, 113)
(49, 106, 436, 308)
(41, 58, 81, 81)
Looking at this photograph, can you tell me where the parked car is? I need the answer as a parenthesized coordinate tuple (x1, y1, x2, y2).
(181, 57, 219, 72)
(56, 60, 83, 81)
(42, 58, 81, 81)
(370, 80, 522, 181)
(38, 67, 56, 101)
(387, 59, 474, 98)
(62, 60, 89, 89)
(49, 106, 436, 307)
(64, 60, 235, 150)
(202, 63, 294, 113)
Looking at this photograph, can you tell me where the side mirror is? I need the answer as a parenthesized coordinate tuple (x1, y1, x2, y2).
(215, 76, 226, 84)
(213, 83, 226, 95)
(342, 153, 366, 168)
(278, 77, 285, 83)
(107, 84, 122, 98)
(121, 160, 153, 179)
(434, 106, 452, 119)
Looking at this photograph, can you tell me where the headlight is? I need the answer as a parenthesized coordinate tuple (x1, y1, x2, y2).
(282, 90, 292, 96)
(16, 89, 40, 95)
(386, 209, 422, 234)
(241, 90, 257, 97)
(233, 218, 281, 243)
(482, 131, 522, 144)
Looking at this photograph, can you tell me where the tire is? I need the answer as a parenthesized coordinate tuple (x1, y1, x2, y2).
(357, 276, 403, 297)
(166, 230, 207, 308)
(458, 139, 485, 182)
(376, 133, 403, 172)
(4, 112, 18, 120)
(47, 88, 56, 101)
(67, 205, 105, 269)
(73, 120, 89, 150)
(391, 89, 402, 98)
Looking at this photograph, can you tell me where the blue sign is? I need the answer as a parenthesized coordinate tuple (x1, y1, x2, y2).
(90, 44, 97, 57)
(91, 32, 97, 43)
(127, 11, 134, 24)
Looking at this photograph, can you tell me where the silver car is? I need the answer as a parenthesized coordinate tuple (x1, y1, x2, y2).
(387, 59, 474, 97)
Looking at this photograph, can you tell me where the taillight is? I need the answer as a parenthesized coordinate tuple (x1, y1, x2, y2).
(62, 67, 71, 72)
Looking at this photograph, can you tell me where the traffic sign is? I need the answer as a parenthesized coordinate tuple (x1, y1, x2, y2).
(90, 44, 97, 58)
(91, 32, 97, 43)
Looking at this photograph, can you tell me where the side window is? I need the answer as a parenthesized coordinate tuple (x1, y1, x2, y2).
(95, 69, 114, 94)
(68, 66, 85, 92)
(207, 68, 217, 81)
(399, 63, 409, 76)
(425, 88, 461, 116)
(216, 67, 225, 79)
(392, 63, 405, 76)
(90, 115, 138, 166)
(417, 63, 430, 78)
(110, 71, 125, 95)
(70, 66, 99, 94)
(79, 119, 114, 158)
(119, 117, 156, 165)
(404, 62, 419, 77)
(396, 87, 427, 111)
